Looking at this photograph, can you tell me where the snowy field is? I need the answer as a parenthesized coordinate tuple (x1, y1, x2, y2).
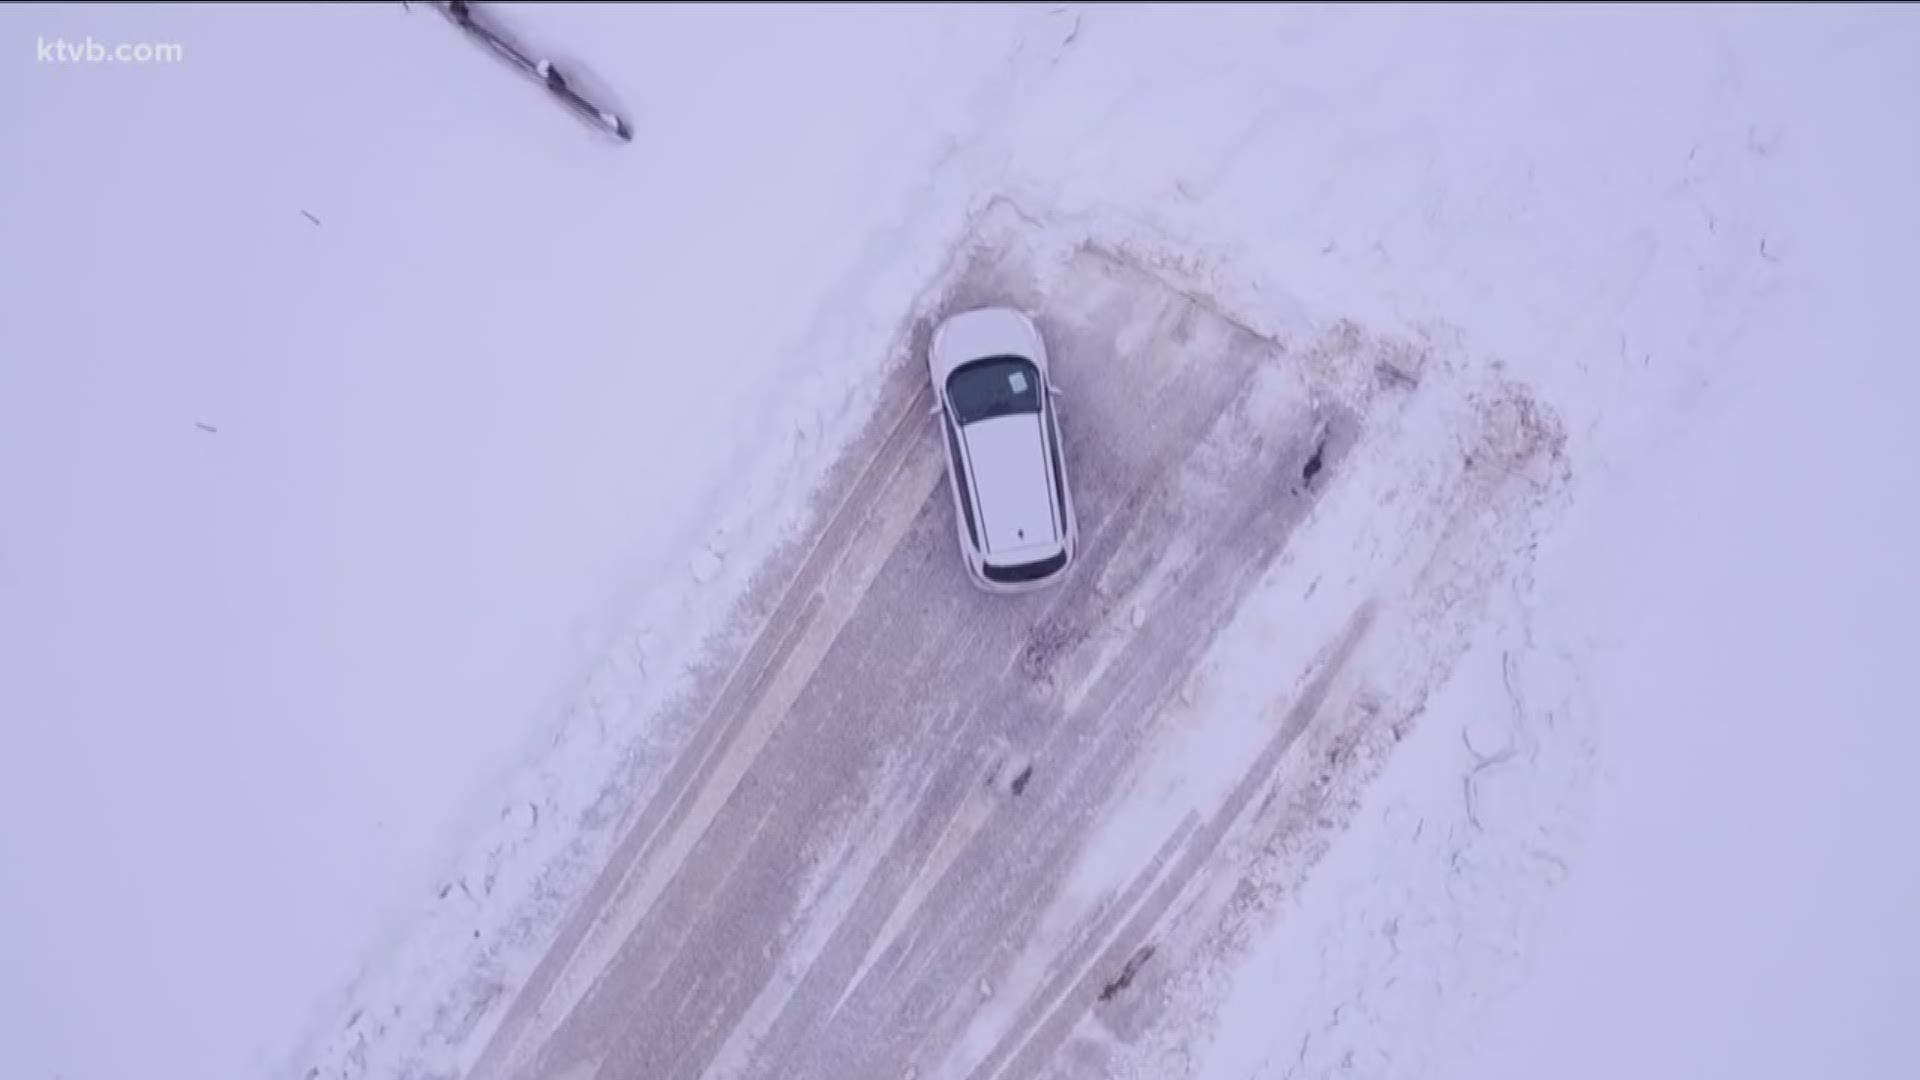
(2, 4, 1916, 1080)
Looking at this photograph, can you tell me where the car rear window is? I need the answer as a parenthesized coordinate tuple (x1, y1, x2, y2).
(947, 356, 1043, 425)
(983, 549, 1069, 584)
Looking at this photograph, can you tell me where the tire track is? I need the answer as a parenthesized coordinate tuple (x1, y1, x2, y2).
(468, 226, 1363, 1080)
(466, 357, 937, 1080)
(758, 371, 1355, 1080)
(692, 261, 1296, 1080)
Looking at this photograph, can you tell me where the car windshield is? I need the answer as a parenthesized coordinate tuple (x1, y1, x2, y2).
(946, 356, 1043, 425)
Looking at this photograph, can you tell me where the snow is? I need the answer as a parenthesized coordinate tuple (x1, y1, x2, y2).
(1456, 332, 1920, 1080)
(4, 3, 1917, 1080)
(1022, 7, 1920, 1079)
(1439, 38, 1920, 1063)
(1, 5, 1033, 1080)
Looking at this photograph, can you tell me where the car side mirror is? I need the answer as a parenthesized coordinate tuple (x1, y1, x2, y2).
(928, 400, 944, 417)
(1048, 384, 1063, 398)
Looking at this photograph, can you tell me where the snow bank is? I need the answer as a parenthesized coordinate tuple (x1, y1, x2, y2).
(0, 5, 1048, 1080)
(970, 7, 1920, 1078)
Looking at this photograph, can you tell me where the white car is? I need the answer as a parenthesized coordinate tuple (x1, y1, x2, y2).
(927, 307, 1079, 593)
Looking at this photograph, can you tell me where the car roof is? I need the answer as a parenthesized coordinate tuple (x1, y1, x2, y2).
(959, 411, 1062, 559)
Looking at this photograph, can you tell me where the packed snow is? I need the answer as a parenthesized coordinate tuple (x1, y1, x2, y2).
(2, 5, 1915, 1080)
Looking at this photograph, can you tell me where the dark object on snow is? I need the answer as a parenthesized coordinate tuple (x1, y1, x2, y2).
(1010, 763, 1033, 797)
(436, 1, 632, 143)
(1098, 944, 1157, 1003)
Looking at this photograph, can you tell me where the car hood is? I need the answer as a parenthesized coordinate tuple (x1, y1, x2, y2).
(932, 308, 1044, 381)
(960, 413, 1060, 559)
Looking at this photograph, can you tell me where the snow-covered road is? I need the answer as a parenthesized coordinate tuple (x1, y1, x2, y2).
(299, 201, 1561, 1080)
(6, 6, 1916, 1080)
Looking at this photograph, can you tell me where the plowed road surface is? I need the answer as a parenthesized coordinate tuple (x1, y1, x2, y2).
(457, 215, 1538, 1080)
